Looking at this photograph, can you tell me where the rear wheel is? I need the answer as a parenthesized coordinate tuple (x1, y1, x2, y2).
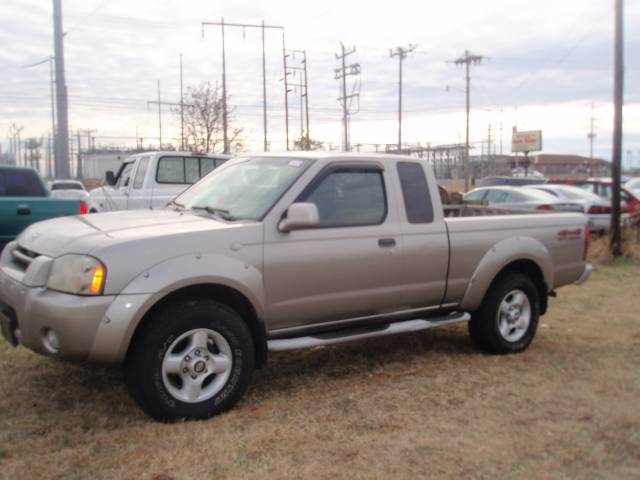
(468, 272, 540, 354)
(125, 298, 254, 421)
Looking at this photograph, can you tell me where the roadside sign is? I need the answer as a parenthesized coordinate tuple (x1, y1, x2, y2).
(512, 130, 542, 153)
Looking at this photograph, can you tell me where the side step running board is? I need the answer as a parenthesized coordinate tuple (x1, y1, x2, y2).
(267, 312, 470, 352)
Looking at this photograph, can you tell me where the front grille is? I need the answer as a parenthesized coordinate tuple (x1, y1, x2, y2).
(11, 246, 41, 269)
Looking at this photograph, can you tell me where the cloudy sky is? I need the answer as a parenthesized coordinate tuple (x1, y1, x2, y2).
(1, 0, 639, 165)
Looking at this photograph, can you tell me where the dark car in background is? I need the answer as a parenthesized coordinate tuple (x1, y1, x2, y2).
(0, 166, 85, 251)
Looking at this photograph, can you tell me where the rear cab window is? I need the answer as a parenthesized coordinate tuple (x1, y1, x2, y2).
(397, 162, 434, 223)
(156, 156, 226, 184)
(0, 169, 46, 197)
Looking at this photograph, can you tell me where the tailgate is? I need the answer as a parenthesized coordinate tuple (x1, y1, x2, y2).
(0, 197, 82, 242)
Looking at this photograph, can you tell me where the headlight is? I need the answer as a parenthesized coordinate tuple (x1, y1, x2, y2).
(47, 254, 106, 296)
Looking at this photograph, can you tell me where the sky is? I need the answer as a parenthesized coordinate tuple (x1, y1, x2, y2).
(0, 0, 639, 166)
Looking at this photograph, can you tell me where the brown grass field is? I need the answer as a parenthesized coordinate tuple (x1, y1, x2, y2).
(1, 241, 639, 479)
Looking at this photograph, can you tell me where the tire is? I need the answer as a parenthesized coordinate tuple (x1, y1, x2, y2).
(124, 298, 254, 421)
(468, 272, 540, 354)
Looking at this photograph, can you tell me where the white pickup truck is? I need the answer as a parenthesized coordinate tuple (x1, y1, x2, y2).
(88, 151, 230, 212)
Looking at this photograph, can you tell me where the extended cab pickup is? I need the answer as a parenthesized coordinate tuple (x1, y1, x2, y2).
(0, 153, 592, 421)
(88, 151, 230, 212)
(0, 166, 85, 251)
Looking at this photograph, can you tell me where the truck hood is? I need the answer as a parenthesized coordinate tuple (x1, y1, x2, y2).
(17, 209, 240, 258)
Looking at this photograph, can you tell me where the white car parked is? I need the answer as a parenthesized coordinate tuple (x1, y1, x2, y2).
(88, 151, 230, 212)
(523, 184, 613, 234)
(48, 179, 91, 208)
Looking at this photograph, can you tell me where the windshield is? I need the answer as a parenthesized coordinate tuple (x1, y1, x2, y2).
(516, 189, 558, 202)
(173, 156, 313, 220)
(529, 185, 598, 201)
(51, 181, 83, 190)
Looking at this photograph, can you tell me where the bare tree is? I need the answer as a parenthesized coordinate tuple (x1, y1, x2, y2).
(293, 133, 324, 151)
(178, 81, 243, 153)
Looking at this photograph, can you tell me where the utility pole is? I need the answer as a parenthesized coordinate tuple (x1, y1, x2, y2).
(157, 80, 162, 148)
(303, 50, 310, 149)
(390, 44, 416, 153)
(202, 19, 284, 153)
(46, 135, 52, 178)
(9, 124, 23, 167)
(76, 131, 81, 178)
(179, 54, 185, 151)
(53, 0, 70, 178)
(147, 75, 194, 151)
(449, 50, 487, 191)
(282, 31, 290, 150)
(587, 101, 597, 159)
(335, 43, 360, 152)
(610, 0, 623, 256)
(284, 49, 311, 149)
(49, 56, 56, 173)
(75, 129, 96, 178)
(16, 126, 23, 167)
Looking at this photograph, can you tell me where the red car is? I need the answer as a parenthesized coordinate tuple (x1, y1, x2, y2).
(548, 178, 640, 220)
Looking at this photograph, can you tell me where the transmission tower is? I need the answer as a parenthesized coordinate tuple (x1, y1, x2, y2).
(335, 43, 360, 152)
(202, 19, 284, 152)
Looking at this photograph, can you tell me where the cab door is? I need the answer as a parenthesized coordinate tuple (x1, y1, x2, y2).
(111, 161, 135, 210)
(263, 162, 409, 332)
(126, 156, 152, 210)
(393, 161, 449, 309)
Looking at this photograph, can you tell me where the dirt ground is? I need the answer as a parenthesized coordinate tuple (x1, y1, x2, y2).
(1, 258, 639, 479)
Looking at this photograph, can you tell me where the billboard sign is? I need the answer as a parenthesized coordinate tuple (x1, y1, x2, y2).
(512, 130, 542, 153)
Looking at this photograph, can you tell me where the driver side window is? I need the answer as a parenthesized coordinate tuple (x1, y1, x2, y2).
(116, 162, 135, 189)
(300, 169, 387, 228)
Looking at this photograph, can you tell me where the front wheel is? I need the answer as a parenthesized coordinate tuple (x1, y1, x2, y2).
(468, 272, 540, 354)
(125, 299, 254, 421)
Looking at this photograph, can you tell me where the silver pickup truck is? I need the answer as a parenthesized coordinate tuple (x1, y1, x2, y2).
(0, 153, 591, 421)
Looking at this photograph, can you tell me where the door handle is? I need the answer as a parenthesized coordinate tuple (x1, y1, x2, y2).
(378, 238, 396, 248)
(17, 206, 31, 216)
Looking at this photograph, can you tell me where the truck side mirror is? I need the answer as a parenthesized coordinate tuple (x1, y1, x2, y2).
(278, 203, 320, 232)
(105, 171, 116, 186)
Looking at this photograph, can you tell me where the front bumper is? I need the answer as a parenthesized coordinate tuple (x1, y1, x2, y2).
(0, 266, 115, 359)
(575, 263, 593, 285)
(0, 263, 153, 363)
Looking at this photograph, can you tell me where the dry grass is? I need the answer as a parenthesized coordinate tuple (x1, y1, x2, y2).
(588, 227, 640, 265)
(1, 261, 640, 479)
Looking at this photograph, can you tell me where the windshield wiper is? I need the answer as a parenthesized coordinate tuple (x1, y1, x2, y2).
(191, 205, 236, 221)
(167, 200, 186, 210)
